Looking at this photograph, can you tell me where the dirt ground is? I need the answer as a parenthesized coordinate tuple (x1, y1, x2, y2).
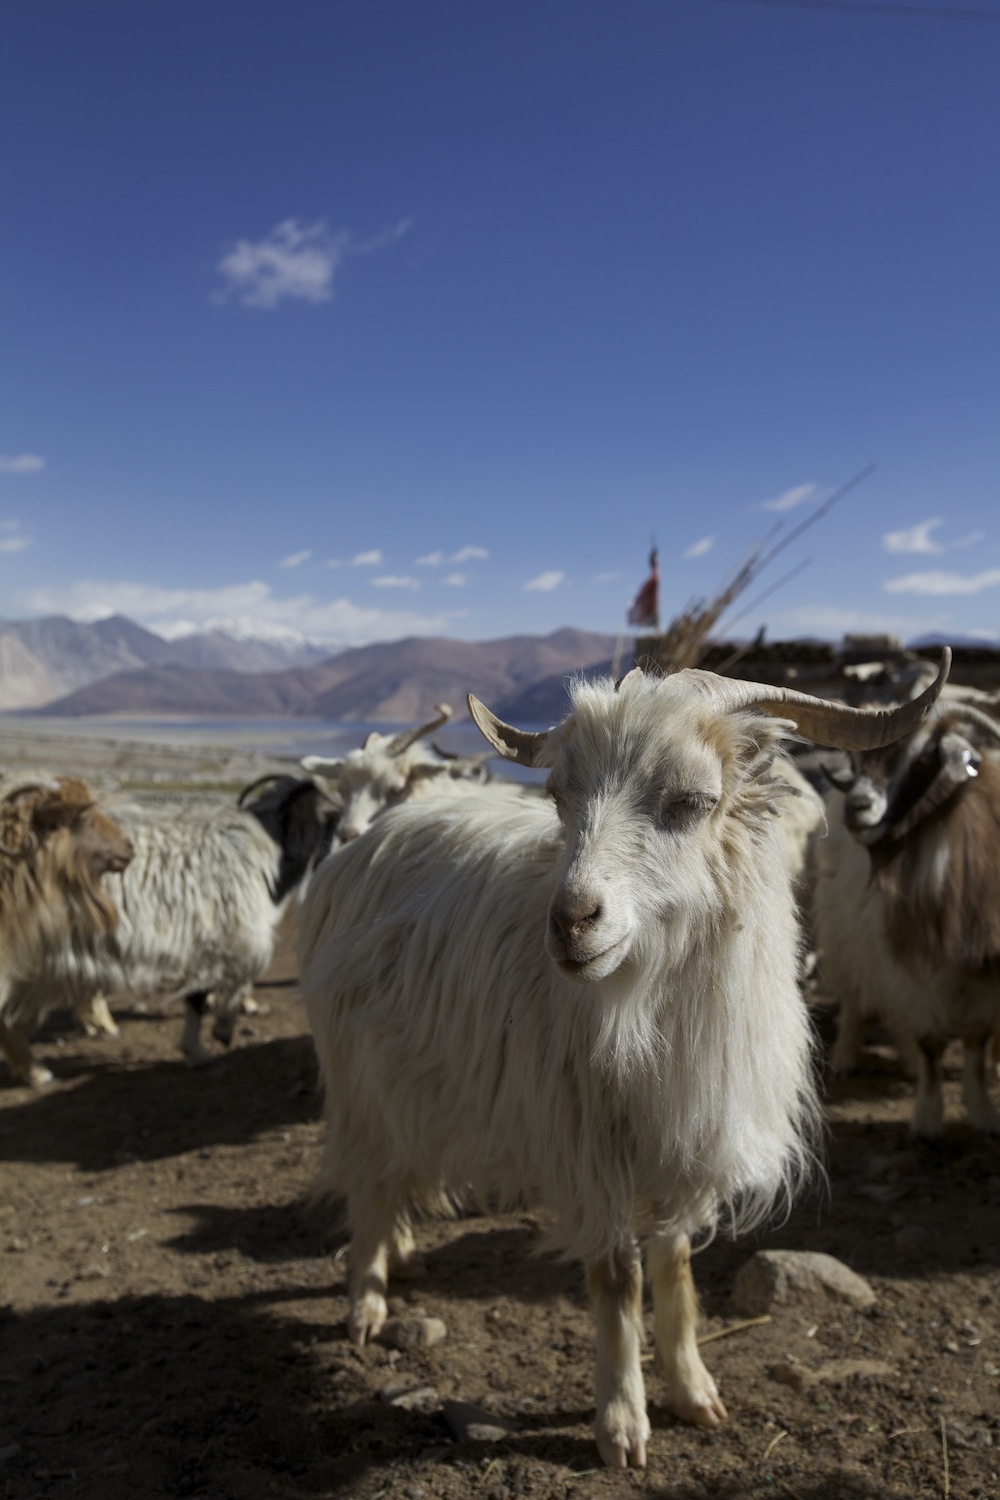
(3, 755, 1000, 1499)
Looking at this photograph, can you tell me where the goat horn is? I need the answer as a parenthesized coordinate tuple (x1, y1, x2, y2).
(0, 773, 61, 803)
(675, 648, 951, 751)
(936, 701, 1000, 745)
(386, 703, 453, 756)
(237, 773, 289, 807)
(468, 695, 550, 767)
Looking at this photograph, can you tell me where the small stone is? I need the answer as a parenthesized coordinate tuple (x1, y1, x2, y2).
(442, 1398, 517, 1444)
(769, 1358, 894, 1391)
(403, 1487, 427, 1499)
(381, 1316, 447, 1351)
(77, 1261, 111, 1281)
(379, 1382, 440, 1413)
(732, 1250, 876, 1316)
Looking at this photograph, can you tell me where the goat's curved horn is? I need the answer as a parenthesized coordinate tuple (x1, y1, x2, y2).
(387, 703, 453, 757)
(237, 773, 289, 807)
(938, 701, 1000, 745)
(468, 695, 551, 767)
(676, 648, 951, 751)
(0, 773, 60, 803)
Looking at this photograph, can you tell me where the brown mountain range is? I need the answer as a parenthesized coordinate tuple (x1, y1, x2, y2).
(32, 628, 619, 724)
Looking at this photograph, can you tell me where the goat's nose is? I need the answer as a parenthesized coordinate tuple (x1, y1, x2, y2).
(340, 827, 361, 843)
(550, 898, 602, 941)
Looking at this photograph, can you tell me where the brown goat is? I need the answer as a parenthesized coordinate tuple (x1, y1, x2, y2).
(0, 775, 133, 1086)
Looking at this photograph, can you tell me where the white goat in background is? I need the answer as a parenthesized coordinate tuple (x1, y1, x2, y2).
(300, 656, 947, 1469)
(815, 702, 1000, 1135)
(302, 703, 491, 844)
(10, 774, 339, 1067)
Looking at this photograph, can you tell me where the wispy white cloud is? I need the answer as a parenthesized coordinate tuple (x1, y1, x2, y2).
(592, 571, 620, 584)
(21, 578, 455, 647)
(884, 568, 1000, 597)
(216, 216, 413, 310)
(217, 220, 345, 308)
(953, 530, 986, 549)
(683, 536, 714, 560)
(416, 550, 445, 567)
(352, 549, 383, 567)
(774, 603, 950, 638)
(883, 518, 944, 555)
(445, 573, 466, 587)
(0, 453, 45, 475)
(279, 549, 312, 569)
(759, 482, 816, 514)
(372, 575, 420, 591)
(0, 520, 31, 554)
(451, 545, 489, 564)
(523, 570, 565, 593)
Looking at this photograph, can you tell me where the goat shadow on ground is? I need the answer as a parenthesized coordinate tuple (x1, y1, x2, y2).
(0, 1290, 910, 1500)
(0, 1033, 320, 1170)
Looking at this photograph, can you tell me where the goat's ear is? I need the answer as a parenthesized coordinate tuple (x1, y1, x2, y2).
(301, 755, 345, 777)
(408, 761, 451, 783)
(887, 731, 981, 842)
(467, 695, 551, 767)
(33, 786, 94, 828)
(939, 731, 982, 783)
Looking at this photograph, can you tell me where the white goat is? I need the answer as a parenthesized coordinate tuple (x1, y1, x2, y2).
(814, 703, 1000, 1135)
(300, 658, 947, 1469)
(11, 774, 339, 1066)
(302, 703, 491, 844)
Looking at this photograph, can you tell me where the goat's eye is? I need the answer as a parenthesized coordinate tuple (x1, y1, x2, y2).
(547, 785, 565, 816)
(823, 764, 855, 792)
(659, 791, 717, 828)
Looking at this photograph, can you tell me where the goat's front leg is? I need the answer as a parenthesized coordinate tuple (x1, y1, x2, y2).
(913, 1036, 946, 1137)
(961, 1031, 1000, 1134)
(75, 993, 119, 1038)
(585, 1243, 649, 1469)
(181, 990, 214, 1066)
(211, 983, 251, 1047)
(829, 992, 865, 1074)
(647, 1230, 726, 1428)
(0, 1015, 52, 1087)
(346, 1191, 416, 1346)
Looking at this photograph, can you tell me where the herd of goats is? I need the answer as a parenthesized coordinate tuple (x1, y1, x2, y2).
(3, 645, 1000, 1469)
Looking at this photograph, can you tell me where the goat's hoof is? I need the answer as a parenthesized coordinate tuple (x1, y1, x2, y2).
(348, 1294, 387, 1348)
(182, 1046, 214, 1069)
(674, 1391, 727, 1428)
(595, 1410, 649, 1469)
(664, 1366, 727, 1429)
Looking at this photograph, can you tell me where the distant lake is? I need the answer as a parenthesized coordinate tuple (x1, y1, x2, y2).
(1, 713, 547, 783)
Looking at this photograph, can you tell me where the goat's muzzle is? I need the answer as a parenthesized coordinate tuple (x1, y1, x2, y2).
(547, 896, 625, 982)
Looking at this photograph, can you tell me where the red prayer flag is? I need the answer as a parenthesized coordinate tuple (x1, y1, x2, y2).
(627, 549, 660, 629)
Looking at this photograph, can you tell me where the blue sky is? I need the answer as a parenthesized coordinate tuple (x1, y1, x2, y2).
(2, 0, 999, 648)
